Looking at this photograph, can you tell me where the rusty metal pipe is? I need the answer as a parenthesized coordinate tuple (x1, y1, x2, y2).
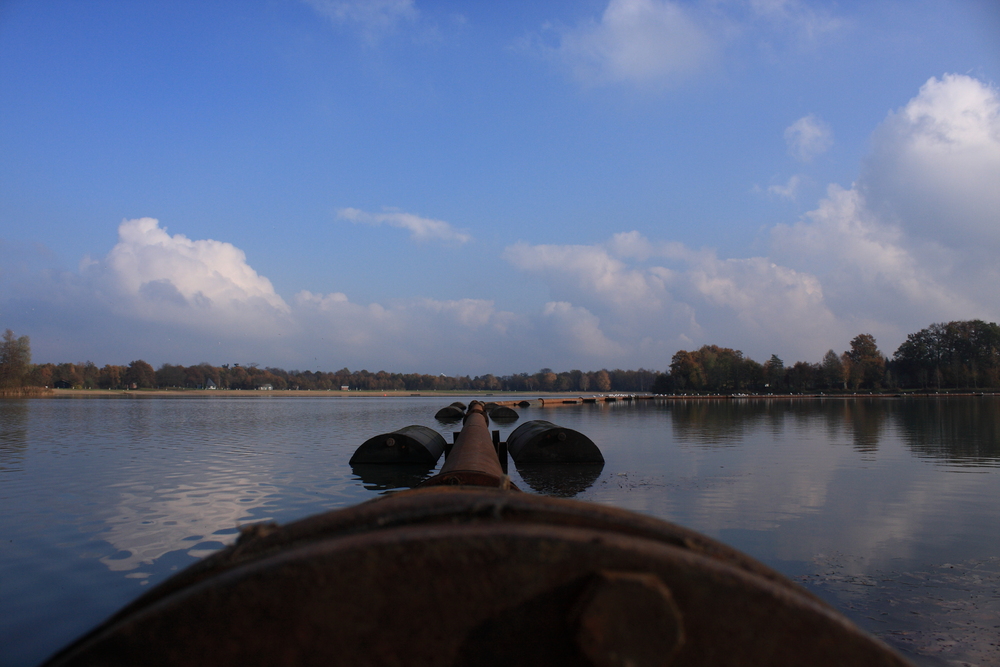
(420, 401, 513, 489)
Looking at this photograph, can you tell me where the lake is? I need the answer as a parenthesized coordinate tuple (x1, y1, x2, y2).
(2, 395, 998, 666)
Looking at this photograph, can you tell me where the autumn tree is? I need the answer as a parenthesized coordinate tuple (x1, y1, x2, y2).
(593, 369, 612, 392)
(846, 334, 886, 390)
(124, 360, 156, 389)
(54, 363, 84, 388)
(99, 364, 125, 389)
(669, 346, 760, 393)
(0, 329, 32, 388)
(156, 364, 186, 388)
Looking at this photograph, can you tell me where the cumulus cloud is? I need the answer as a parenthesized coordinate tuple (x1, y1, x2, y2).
(785, 114, 833, 161)
(338, 207, 471, 245)
(545, 0, 716, 87)
(772, 74, 1000, 340)
(104, 219, 287, 310)
(503, 231, 839, 362)
(503, 240, 663, 309)
(304, 0, 418, 43)
(87, 218, 291, 337)
(861, 74, 1000, 251)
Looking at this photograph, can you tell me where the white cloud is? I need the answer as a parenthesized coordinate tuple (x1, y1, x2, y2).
(503, 232, 839, 362)
(747, 0, 844, 40)
(539, 301, 627, 359)
(547, 0, 716, 87)
(767, 174, 802, 199)
(784, 114, 832, 161)
(304, 0, 418, 43)
(503, 240, 664, 309)
(862, 74, 1000, 250)
(772, 74, 1000, 340)
(531, 0, 848, 89)
(105, 219, 287, 311)
(88, 218, 291, 337)
(337, 207, 471, 245)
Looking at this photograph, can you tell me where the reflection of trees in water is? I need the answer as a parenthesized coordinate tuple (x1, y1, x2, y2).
(515, 464, 604, 497)
(670, 398, 889, 456)
(840, 400, 885, 456)
(781, 399, 887, 456)
(669, 400, 770, 447)
(0, 400, 28, 471)
(894, 398, 1000, 465)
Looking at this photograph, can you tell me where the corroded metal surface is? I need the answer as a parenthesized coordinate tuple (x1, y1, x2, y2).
(422, 401, 511, 488)
(44, 487, 912, 667)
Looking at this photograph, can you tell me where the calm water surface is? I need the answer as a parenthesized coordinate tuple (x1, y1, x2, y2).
(2, 396, 999, 666)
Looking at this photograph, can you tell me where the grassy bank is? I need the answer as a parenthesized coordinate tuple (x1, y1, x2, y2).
(0, 386, 54, 397)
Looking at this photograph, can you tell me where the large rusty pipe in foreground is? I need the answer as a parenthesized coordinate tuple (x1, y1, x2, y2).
(420, 401, 512, 489)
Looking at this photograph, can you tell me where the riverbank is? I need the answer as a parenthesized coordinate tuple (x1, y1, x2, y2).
(47, 388, 545, 398)
(0, 386, 54, 397)
(41, 388, 999, 400)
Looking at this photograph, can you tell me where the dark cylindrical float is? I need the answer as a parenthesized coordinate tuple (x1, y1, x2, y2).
(488, 405, 519, 422)
(506, 420, 604, 464)
(434, 405, 465, 421)
(348, 425, 446, 465)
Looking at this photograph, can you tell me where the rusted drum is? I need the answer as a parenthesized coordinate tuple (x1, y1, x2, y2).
(348, 425, 446, 464)
(507, 420, 604, 464)
(434, 405, 466, 421)
(43, 488, 911, 667)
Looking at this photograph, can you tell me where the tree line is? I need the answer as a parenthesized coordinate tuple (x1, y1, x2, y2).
(14, 358, 657, 394)
(2, 320, 999, 394)
(660, 320, 1000, 393)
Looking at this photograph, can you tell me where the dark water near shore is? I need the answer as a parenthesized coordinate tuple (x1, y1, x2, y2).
(2, 396, 998, 666)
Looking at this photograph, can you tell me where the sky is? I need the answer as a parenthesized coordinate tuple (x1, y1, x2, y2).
(1, 0, 998, 376)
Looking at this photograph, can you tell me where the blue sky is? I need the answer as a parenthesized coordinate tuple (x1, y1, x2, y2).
(1, 0, 998, 375)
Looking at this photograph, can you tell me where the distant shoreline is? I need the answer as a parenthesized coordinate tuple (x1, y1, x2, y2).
(47, 388, 541, 398)
(35, 388, 1000, 400)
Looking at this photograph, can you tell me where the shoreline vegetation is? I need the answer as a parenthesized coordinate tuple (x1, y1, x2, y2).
(3, 319, 1000, 397)
(0, 386, 53, 398)
(44, 388, 998, 400)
